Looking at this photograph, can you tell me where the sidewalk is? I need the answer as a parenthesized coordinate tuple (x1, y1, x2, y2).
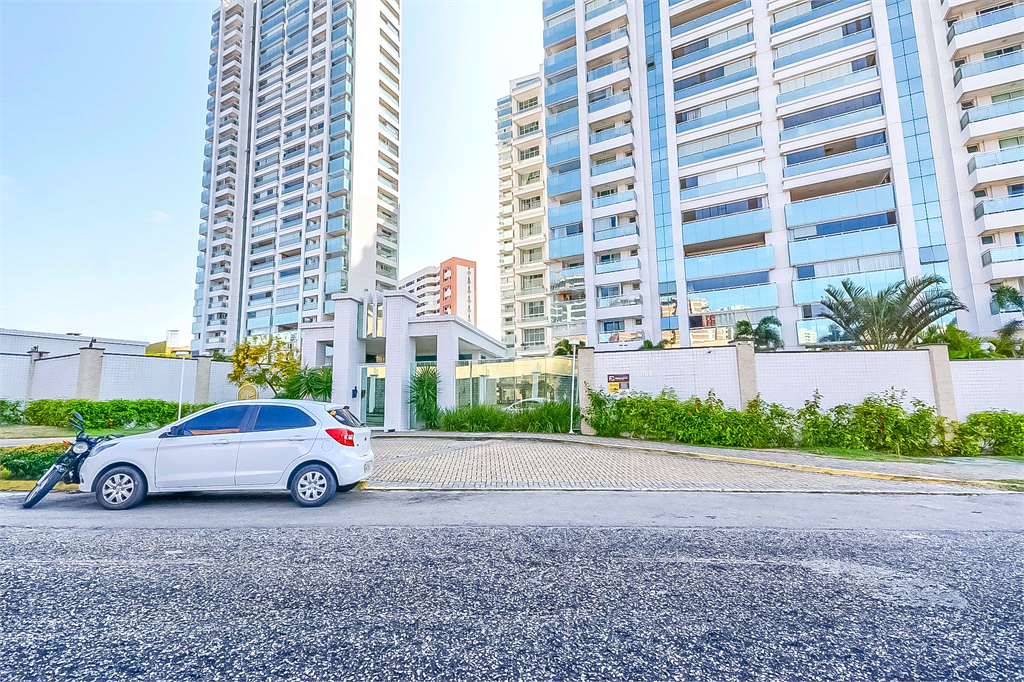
(374, 431, 1023, 487)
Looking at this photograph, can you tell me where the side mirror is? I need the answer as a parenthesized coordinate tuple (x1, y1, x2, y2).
(162, 424, 184, 438)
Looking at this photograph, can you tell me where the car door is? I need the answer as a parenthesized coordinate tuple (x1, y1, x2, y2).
(155, 405, 252, 489)
(235, 404, 319, 485)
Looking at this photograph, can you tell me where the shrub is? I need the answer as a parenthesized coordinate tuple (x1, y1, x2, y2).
(437, 405, 508, 432)
(409, 366, 440, 430)
(966, 411, 1023, 457)
(1, 399, 24, 425)
(22, 399, 213, 429)
(435, 401, 577, 433)
(1, 443, 67, 480)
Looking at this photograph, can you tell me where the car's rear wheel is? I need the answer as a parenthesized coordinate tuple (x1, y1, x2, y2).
(290, 464, 337, 507)
(95, 466, 147, 510)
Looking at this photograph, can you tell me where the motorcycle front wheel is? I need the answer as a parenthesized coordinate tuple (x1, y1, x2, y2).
(22, 464, 65, 509)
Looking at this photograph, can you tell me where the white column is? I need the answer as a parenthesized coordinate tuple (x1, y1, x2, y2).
(331, 296, 366, 414)
(435, 329, 459, 411)
(383, 291, 418, 431)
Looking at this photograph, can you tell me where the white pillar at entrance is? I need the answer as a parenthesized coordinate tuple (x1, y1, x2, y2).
(331, 296, 365, 415)
(383, 291, 418, 431)
(435, 328, 459, 411)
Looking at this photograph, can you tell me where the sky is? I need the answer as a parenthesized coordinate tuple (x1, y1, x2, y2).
(0, 0, 544, 344)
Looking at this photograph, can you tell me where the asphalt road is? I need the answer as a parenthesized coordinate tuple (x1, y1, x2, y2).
(1, 490, 1021, 681)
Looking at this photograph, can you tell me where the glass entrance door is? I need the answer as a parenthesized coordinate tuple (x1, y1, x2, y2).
(360, 365, 386, 427)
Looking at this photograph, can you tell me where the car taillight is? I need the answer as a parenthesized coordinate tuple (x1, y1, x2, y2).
(325, 428, 355, 447)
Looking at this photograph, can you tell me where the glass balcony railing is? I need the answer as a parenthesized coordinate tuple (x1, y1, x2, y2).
(544, 46, 576, 75)
(585, 0, 625, 21)
(783, 144, 889, 177)
(549, 200, 583, 227)
(672, 33, 753, 70)
(543, 17, 575, 47)
(588, 91, 631, 113)
(549, 233, 584, 258)
(586, 27, 627, 52)
(678, 136, 762, 167)
(968, 145, 1024, 173)
(545, 76, 578, 105)
(592, 189, 636, 208)
(676, 101, 759, 135)
(671, 1, 750, 38)
(954, 51, 1024, 86)
(959, 97, 1024, 129)
(684, 245, 774, 280)
(981, 245, 1024, 266)
(548, 138, 581, 165)
(587, 59, 629, 82)
(785, 184, 896, 228)
(548, 169, 582, 196)
(974, 195, 1024, 219)
(796, 319, 854, 346)
(590, 157, 634, 176)
(590, 123, 632, 145)
(789, 225, 901, 266)
(780, 105, 884, 141)
(674, 67, 757, 101)
(550, 266, 586, 290)
(546, 107, 581, 135)
(793, 268, 904, 305)
(680, 172, 766, 200)
(598, 330, 644, 343)
(594, 223, 639, 241)
(948, 4, 1024, 42)
(595, 256, 640, 274)
(774, 28, 875, 69)
(777, 66, 878, 105)
(597, 294, 642, 308)
(771, 0, 868, 34)
(683, 208, 771, 245)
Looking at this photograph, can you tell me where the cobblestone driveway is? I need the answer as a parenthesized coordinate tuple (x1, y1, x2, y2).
(367, 437, 970, 492)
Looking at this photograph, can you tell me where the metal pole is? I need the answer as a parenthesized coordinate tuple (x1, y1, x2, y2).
(177, 357, 186, 421)
(568, 345, 577, 434)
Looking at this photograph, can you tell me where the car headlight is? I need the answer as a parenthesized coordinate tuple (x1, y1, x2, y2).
(71, 442, 89, 455)
(89, 441, 118, 457)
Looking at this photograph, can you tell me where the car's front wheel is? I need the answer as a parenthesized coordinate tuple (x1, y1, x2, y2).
(95, 466, 147, 510)
(290, 464, 337, 507)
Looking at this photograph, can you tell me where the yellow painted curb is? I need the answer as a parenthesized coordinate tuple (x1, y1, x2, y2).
(0, 480, 79, 492)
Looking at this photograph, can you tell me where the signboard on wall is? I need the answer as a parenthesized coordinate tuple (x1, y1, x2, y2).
(607, 373, 629, 393)
(237, 384, 258, 400)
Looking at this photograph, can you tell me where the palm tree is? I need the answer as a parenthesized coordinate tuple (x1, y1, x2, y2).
(552, 339, 571, 356)
(991, 319, 1024, 358)
(819, 276, 967, 350)
(918, 324, 990, 359)
(734, 316, 784, 351)
(280, 366, 333, 401)
(991, 284, 1024, 312)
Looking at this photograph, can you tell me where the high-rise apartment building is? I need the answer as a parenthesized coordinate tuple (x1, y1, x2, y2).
(501, 0, 1022, 354)
(399, 257, 478, 324)
(191, 0, 402, 355)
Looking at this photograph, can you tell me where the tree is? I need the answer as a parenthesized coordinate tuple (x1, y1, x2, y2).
(819, 276, 967, 350)
(918, 324, 989, 359)
(209, 348, 231, 363)
(408, 365, 439, 429)
(552, 339, 571, 356)
(228, 337, 300, 396)
(991, 284, 1024, 312)
(734, 316, 784, 351)
(280, 366, 334, 401)
(991, 320, 1024, 358)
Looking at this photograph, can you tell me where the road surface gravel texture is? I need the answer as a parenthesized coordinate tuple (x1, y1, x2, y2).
(1, 491, 1021, 682)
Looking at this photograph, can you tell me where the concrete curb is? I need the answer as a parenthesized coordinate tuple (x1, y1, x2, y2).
(372, 432, 1009, 491)
(1, 480, 79, 492)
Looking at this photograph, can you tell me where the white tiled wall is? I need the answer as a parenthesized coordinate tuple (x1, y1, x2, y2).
(950, 360, 1024, 420)
(755, 351, 935, 410)
(208, 361, 239, 403)
(594, 347, 743, 408)
(99, 354, 197, 402)
(0, 355, 32, 400)
(30, 355, 80, 400)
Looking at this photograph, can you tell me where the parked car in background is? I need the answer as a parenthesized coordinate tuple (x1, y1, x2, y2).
(75, 400, 372, 510)
(503, 398, 549, 412)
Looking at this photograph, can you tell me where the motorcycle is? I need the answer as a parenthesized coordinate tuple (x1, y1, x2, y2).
(22, 412, 123, 509)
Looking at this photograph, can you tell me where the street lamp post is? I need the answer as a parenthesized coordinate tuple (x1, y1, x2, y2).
(567, 340, 582, 434)
(174, 351, 191, 420)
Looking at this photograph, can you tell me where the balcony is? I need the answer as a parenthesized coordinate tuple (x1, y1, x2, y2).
(683, 207, 771, 245)
(550, 233, 584, 258)
(543, 17, 575, 47)
(545, 46, 577, 75)
(598, 329, 644, 344)
(590, 156, 634, 177)
(551, 300, 587, 323)
(678, 136, 762, 167)
(545, 76, 578, 105)
(592, 189, 636, 209)
(672, 33, 753, 70)
(953, 52, 1024, 90)
(778, 66, 878, 105)
(594, 222, 639, 241)
(680, 172, 766, 201)
(947, 4, 1024, 50)
(549, 200, 583, 227)
(590, 122, 632, 145)
(586, 27, 627, 53)
(959, 98, 1024, 140)
(551, 266, 586, 291)
(684, 244, 774, 279)
(785, 184, 896, 228)
(596, 294, 642, 309)
(783, 143, 889, 177)
(773, 28, 875, 70)
(981, 245, 1024, 281)
(789, 225, 901, 265)
(670, 1, 750, 39)
(595, 256, 640, 274)
(548, 169, 582, 196)
(588, 91, 631, 113)
(771, 0, 869, 34)
(587, 59, 629, 82)
(974, 196, 1024, 234)
(674, 67, 756, 100)
(585, 0, 625, 22)
(780, 104, 883, 141)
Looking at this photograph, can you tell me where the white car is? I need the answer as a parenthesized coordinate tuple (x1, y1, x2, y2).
(78, 400, 373, 510)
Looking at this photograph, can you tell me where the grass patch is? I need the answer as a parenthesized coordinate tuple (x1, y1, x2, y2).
(0, 425, 153, 439)
(801, 446, 1024, 464)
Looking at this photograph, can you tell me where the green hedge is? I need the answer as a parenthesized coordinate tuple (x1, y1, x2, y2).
(0, 443, 67, 480)
(437, 401, 578, 434)
(0, 399, 24, 425)
(585, 388, 1023, 458)
(22, 399, 213, 429)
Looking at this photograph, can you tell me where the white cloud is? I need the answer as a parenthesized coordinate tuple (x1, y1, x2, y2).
(152, 210, 173, 222)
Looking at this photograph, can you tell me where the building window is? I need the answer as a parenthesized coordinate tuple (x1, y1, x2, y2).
(523, 328, 545, 345)
(443, 268, 452, 280)
(519, 146, 540, 161)
(443, 286, 451, 299)
(522, 300, 545, 319)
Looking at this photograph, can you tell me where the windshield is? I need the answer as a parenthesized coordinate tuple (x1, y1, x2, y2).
(328, 406, 363, 428)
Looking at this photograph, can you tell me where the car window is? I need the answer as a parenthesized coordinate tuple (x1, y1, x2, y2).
(251, 405, 317, 432)
(181, 406, 250, 436)
(328, 406, 363, 428)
